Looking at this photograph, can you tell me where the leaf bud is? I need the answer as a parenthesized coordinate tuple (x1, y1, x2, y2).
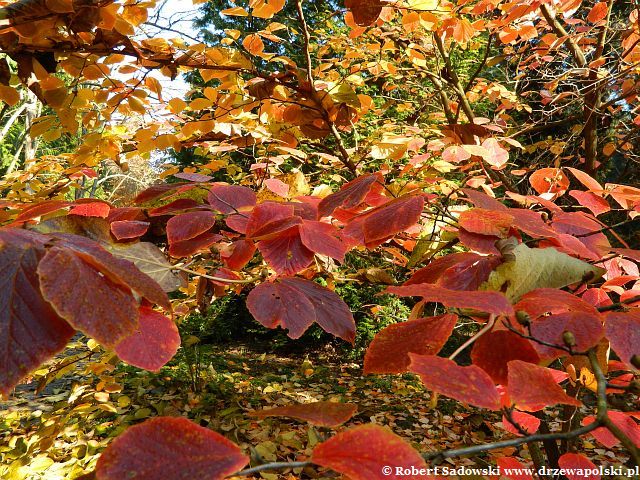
(516, 310, 530, 326)
(562, 331, 576, 348)
(632, 354, 640, 370)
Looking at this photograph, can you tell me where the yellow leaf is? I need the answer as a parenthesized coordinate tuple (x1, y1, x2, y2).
(481, 242, 605, 301)
(128, 96, 146, 114)
(168, 98, 187, 113)
(45, 0, 73, 12)
(0, 86, 20, 106)
(243, 34, 265, 56)
(189, 97, 213, 110)
(221, 6, 249, 16)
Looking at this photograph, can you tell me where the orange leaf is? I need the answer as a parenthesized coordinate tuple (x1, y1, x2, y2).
(587, 2, 608, 23)
(250, 401, 357, 427)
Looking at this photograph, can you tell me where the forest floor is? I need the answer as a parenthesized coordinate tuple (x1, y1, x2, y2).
(0, 339, 631, 479)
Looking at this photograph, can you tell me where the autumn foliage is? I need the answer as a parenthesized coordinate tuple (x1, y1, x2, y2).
(1, 0, 640, 478)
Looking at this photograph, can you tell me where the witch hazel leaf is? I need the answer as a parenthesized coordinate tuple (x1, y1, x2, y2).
(605, 310, 640, 369)
(257, 227, 314, 275)
(387, 283, 514, 317)
(501, 411, 541, 436)
(342, 195, 424, 248)
(480, 243, 605, 302)
(250, 401, 357, 427)
(208, 183, 256, 214)
(166, 211, 216, 245)
(246, 277, 355, 342)
(95, 417, 249, 480)
(115, 307, 180, 372)
(506, 360, 581, 411)
(364, 314, 458, 374)
(110, 220, 149, 240)
(299, 220, 347, 261)
(582, 411, 640, 448)
(317, 173, 382, 218)
(246, 280, 314, 339)
(311, 424, 437, 480)
(0, 229, 75, 396)
(409, 354, 502, 410)
(530, 311, 604, 360)
(458, 208, 514, 237)
(168, 232, 222, 258)
(471, 330, 540, 385)
(53, 233, 170, 310)
(38, 246, 139, 347)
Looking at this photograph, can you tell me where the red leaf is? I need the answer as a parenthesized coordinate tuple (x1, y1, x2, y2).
(569, 190, 610, 216)
(364, 314, 457, 374)
(168, 232, 222, 258)
(96, 417, 249, 480)
(299, 220, 347, 261)
(312, 424, 435, 480)
(342, 195, 424, 248)
(462, 188, 509, 211)
(134, 183, 187, 204)
(529, 168, 569, 196)
(221, 239, 256, 270)
(250, 216, 302, 239)
(52, 234, 170, 310)
(551, 211, 610, 258)
(0, 229, 74, 396)
(558, 453, 600, 480)
(225, 213, 250, 234)
(406, 252, 501, 291)
(344, 0, 382, 26)
(509, 209, 557, 238)
(566, 167, 603, 191)
(442, 144, 471, 163)
(387, 284, 514, 317)
(147, 199, 203, 217)
(247, 278, 355, 342)
(506, 360, 581, 411)
(208, 184, 256, 214)
(497, 457, 534, 480)
(605, 310, 640, 368)
(257, 227, 314, 275)
(515, 288, 599, 319)
(37, 247, 139, 347)
(250, 401, 357, 427)
(457, 228, 501, 254)
(458, 208, 514, 237)
(583, 411, 640, 448)
(246, 202, 295, 237)
(107, 207, 144, 223)
(530, 311, 604, 359)
(471, 330, 540, 385)
(13, 200, 70, 223)
(409, 354, 502, 410)
(264, 178, 289, 197)
(318, 173, 382, 218)
(115, 307, 180, 372)
(166, 211, 216, 244)
(501, 411, 540, 436)
(110, 220, 149, 240)
(69, 201, 111, 218)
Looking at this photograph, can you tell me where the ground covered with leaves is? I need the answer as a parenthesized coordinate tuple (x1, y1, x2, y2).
(0, 337, 629, 480)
